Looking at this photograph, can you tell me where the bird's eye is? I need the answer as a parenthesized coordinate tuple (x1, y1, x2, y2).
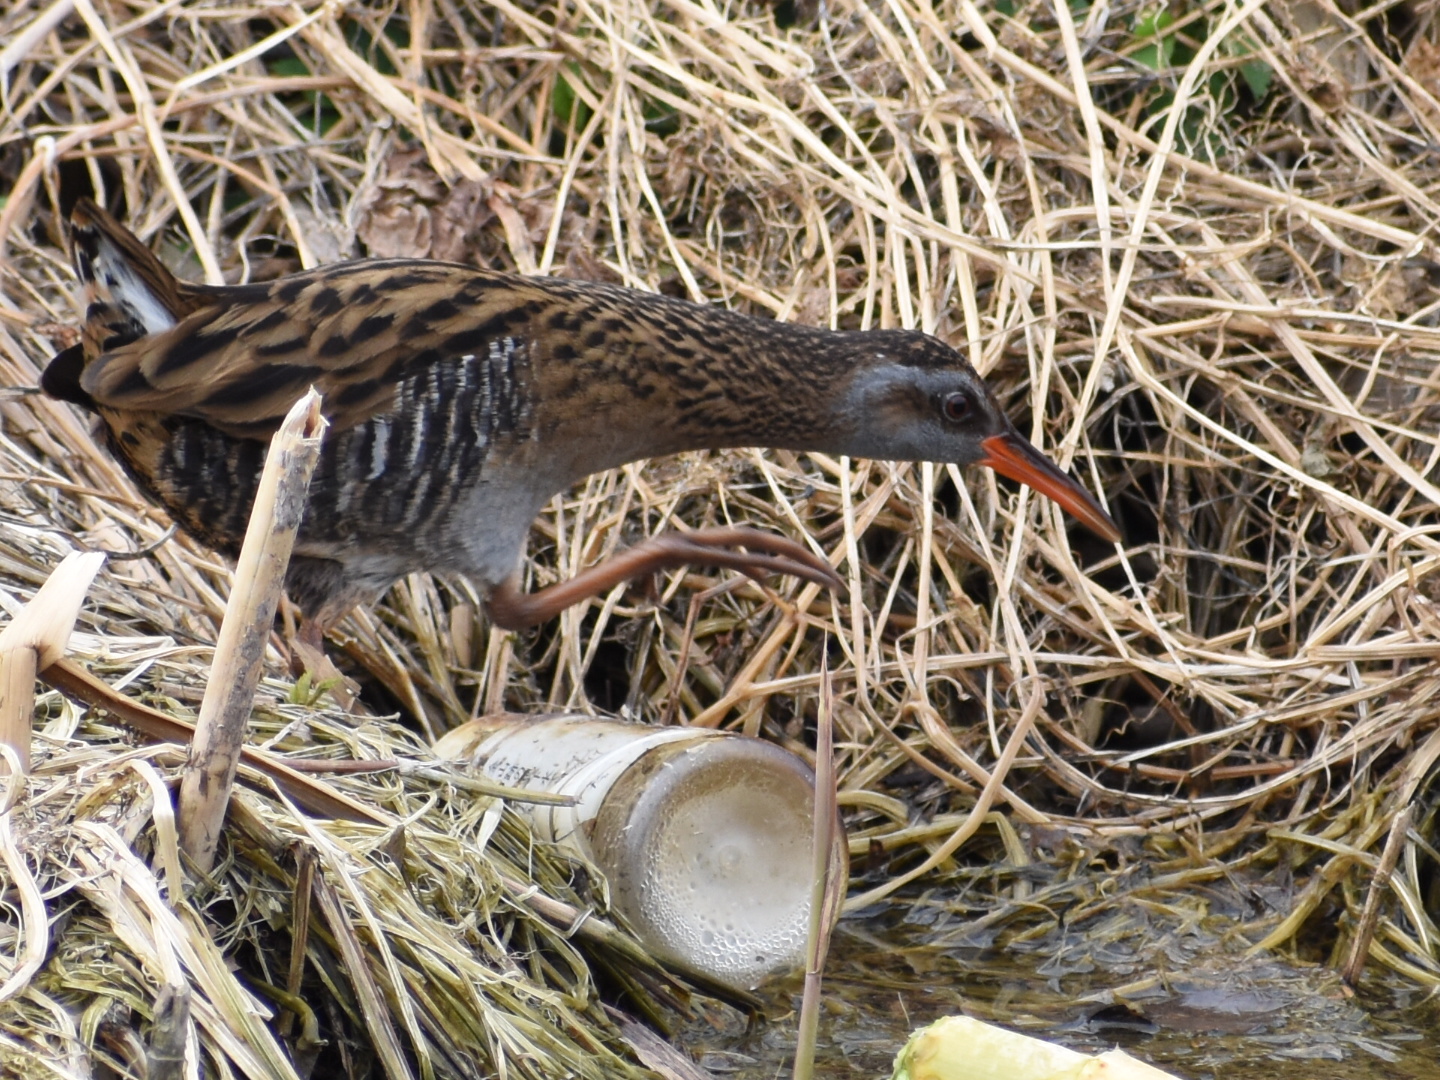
(942, 392, 972, 423)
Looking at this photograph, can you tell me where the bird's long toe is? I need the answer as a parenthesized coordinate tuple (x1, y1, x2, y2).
(665, 527, 840, 591)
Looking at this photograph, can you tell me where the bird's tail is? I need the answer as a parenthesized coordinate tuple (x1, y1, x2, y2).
(69, 197, 187, 349)
(42, 198, 190, 408)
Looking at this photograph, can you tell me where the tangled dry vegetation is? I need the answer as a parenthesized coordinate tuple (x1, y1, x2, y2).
(3, 0, 1440, 1074)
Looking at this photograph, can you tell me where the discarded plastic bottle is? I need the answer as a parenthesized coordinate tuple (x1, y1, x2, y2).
(434, 714, 847, 990)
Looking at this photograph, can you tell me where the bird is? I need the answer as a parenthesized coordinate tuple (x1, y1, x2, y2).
(42, 197, 1120, 656)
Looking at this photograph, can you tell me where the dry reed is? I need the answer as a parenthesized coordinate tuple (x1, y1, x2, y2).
(2, 0, 1439, 1073)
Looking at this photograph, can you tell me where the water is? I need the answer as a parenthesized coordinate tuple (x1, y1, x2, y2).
(676, 918, 1440, 1078)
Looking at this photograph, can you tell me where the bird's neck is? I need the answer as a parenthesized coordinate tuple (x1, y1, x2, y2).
(523, 289, 865, 483)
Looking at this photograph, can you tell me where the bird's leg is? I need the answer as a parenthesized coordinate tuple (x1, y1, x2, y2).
(484, 526, 841, 631)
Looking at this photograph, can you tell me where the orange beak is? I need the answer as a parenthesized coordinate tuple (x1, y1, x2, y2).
(979, 433, 1121, 543)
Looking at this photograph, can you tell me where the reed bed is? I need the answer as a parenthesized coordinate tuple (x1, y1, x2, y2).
(2, 0, 1439, 1074)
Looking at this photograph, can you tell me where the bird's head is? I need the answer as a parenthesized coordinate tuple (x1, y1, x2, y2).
(829, 330, 1121, 543)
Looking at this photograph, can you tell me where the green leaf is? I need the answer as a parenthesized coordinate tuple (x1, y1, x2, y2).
(552, 62, 593, 131)
(267, 56, 310, 78)
(1240, 58, 1273, 99)
(643, 98, 679, 137)
(1222, 30, 1273, 102)
(1132, 8, 1175, 71)
(288, 670, 340, 707)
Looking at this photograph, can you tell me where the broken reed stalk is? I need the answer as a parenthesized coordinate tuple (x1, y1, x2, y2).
(793, 654, 840, 1080)
(0, 550, 105, 775)
(177, 390, 326, 874)
(0, 650, 36, 779)
(1342, 802, 1416, 987)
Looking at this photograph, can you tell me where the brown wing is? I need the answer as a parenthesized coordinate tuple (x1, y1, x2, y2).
(80, 259, 556, 440)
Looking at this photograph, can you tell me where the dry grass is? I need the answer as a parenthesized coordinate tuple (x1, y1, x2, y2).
(3, 0, 1440, 1073)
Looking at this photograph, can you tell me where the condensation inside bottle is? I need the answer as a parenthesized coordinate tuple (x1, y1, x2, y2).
(619, 742, 816, 987)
